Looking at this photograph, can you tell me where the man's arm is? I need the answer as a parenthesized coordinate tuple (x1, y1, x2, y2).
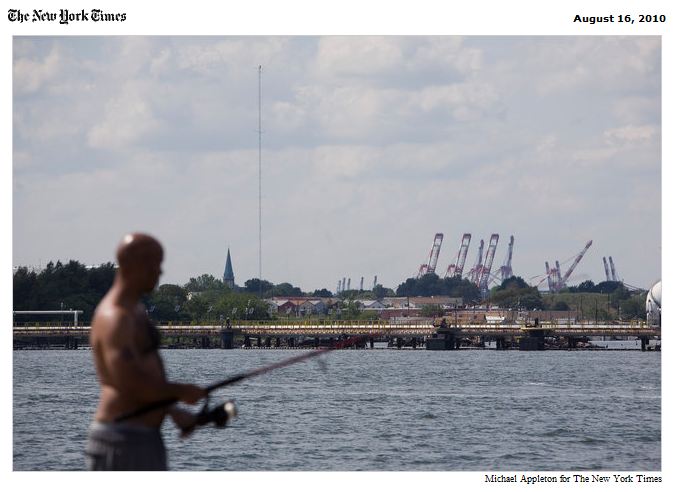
(100, 310, 204, 404)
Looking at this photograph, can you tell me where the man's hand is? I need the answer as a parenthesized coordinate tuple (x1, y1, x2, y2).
(178, 384, 206, 405)
(169, 407, 198, 439)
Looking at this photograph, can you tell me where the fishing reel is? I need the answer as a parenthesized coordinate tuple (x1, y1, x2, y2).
(181, 397, 238, 437)
(196, 397, 238, 429)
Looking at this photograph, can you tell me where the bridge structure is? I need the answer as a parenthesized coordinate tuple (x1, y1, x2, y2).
(13, 319, 660, 351)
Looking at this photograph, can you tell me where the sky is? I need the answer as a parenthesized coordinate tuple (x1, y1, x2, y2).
(12, 36, 661, 292)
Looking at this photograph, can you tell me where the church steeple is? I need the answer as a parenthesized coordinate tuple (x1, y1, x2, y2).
(223, 248, 235, 288)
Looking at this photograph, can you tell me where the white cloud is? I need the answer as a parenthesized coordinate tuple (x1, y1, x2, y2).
(604, 124, 658, 144)
(87, 82, 163, 149)
(12, 36, 661, 289)
(314, 37, 404, 77)
(13, 46, 61, 95)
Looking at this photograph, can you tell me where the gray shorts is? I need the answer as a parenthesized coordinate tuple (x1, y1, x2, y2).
(85, 421, 167, 471)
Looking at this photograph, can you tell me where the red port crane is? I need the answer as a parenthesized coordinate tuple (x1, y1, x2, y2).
(499, 235, 514, 282)
(608, 256, 619, 282)
(445, 233, 472, 278)
(478, 234, 500, 297)
(603, 257, 611, 281)
(466, 239, 485, 284)
(416, 233, 444, 278)
(544, 240, 593, 292)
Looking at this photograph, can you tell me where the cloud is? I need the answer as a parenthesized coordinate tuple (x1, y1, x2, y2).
(13, 45, 61, 95)
(315, 37, 405, 77)
(87, 81, 164, 149)
(12, 36, 661, 289)
(604, 124, 658, 144)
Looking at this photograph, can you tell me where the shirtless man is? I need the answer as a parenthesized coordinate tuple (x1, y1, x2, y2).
(86, 233, 205, 471)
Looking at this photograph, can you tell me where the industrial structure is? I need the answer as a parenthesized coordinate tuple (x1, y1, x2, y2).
(477, 234, 500, 298)
(416, 233, 444, 278)
(448, 234, 502, 297)
(646, 280, 661, 327)
(466, 239, 485, 284)
(337, 274, 377, 293)
(444, 233, 472, 278)
(603, 256, 619, 282)
(498, 235, 514, 282)
(544, 240, 593, 292)
(609, 256, 618, 282)
(408, 232, 600, 295)
(603, 257, 611, 281)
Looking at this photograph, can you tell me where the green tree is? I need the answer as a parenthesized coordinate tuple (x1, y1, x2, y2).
(272, 282, 303, 297)
(185, 274, 224, 292)
(12, 267, 38, 310)
(311, 288, 333, 298)
(552, 300, 570, 311)
(595, 280, 623, 294)
(490, 276, 544, 310)
(396, 274, 479, 302)
(620, 296, 645, 320)
(372, 284, 393, 299)
(14, 261, 118, 324)
(243, 278, 275, 295)
(576, 280, 596, 292)
(498, 276, 529, 290)
(609, 285, 631, 309)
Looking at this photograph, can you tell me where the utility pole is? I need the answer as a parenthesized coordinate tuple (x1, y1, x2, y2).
(258, 65, 263, 299)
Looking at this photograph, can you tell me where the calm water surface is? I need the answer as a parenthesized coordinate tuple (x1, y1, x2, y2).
(13, 348, 660, 471)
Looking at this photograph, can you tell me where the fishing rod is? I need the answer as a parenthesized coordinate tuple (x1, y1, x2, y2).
(114, 334, 367, 426)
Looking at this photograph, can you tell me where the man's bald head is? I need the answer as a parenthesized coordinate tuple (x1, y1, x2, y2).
(117, 233, 163, 267)
(115, 233, 164, 292)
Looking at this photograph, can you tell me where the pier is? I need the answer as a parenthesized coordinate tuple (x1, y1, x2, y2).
(12, 319, 660, 351)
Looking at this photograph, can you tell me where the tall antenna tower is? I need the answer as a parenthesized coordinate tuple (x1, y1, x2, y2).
(258, 65, 263, 298)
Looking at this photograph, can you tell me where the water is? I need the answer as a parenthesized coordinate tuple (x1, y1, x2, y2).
(13, 348, 661, 471)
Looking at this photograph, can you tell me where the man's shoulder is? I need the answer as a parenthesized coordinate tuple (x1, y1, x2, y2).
(92, 302, 137, 339)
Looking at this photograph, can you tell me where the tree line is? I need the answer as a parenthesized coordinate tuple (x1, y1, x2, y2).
(13, 261, 395, 324)
(13, 260, 647, 324)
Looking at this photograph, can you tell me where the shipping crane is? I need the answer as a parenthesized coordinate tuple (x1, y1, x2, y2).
(478, 234, 500, 298)
(444, 233, 472, 278)
(544, 240, 593, 292)
(544, 261, 553, 291)
(499, 235, 514, 282)
(416, 233, 444, 278)
(609, 256, 619, 282)
(603, 257, 611, 281)
(466, 239, 485, 284)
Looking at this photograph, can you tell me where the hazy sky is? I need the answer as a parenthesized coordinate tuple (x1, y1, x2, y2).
(13, 36, 661, 291)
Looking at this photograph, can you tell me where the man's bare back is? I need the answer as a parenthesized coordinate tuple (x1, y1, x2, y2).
(86, 233, 204, 470)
